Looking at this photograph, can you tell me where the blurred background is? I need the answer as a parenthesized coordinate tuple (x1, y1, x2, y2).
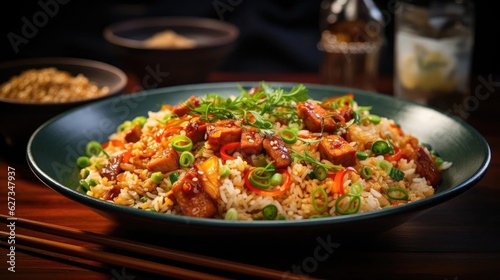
(1, 0, 497, 86)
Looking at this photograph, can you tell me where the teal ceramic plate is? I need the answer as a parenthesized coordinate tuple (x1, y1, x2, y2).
(27, 82, 491, 237)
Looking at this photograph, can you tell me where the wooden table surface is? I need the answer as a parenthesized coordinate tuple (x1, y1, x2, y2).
(1, 72, 499, 280)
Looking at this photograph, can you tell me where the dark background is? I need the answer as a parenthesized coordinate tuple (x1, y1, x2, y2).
(1, 0, 497, 80)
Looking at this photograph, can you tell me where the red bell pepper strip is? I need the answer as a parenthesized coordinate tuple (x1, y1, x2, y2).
(220, 142, 240, 161)
(384, 148, 402, 162)
(330, 167, 357, 195)
(244, 168, 291, 197)
(122, 146, 133, 164)
(390, 123, 404, 137)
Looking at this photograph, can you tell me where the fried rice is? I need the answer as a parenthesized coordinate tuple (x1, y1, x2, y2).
(76, 82, 451, 220)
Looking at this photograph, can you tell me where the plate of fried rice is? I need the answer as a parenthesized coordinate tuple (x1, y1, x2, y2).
(27, 82, 490, 237)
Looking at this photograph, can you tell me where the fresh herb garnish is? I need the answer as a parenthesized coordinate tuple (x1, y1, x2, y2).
(291, 150, 343, 171)
(191, 82, 308, 130)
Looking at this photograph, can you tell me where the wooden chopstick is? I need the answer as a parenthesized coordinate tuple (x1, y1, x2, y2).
(0, 231, 228, 280)
(0, 215, 314, 279)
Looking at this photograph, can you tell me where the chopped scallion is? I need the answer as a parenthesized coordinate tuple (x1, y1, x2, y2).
(179, 151, 195, 167)
(151, 171, 164, 184)
(225, 208, 238, 220)
(386, 187, 409, 200)
(360, 165, 373, 179)
(262, 204, 278, 220)
(77, 156, 91, 168)
(356, 151, 368, 160)
(86, 141, 103, 157)
(171, 135, 193, 152)
(389, 167, 405, 181)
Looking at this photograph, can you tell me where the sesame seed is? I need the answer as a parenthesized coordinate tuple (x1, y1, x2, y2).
(249, 139, 255, 143)
(192, 177, 198, 181)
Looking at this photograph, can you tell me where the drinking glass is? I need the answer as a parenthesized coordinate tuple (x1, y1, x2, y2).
(394, 0, 475, 110)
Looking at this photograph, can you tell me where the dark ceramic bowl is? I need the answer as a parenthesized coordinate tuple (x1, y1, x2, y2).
(0, 57, 127, 160)
(27, 82, 491, 238)
(103, 16, 239, 89)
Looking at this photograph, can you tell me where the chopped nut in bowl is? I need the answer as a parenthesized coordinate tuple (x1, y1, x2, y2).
(0, 57, 127, 161)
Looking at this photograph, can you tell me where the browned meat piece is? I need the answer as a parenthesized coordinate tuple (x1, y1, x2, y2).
(124, 124, 142, 143)
(335, 106, 353, 123)
(147, 147, 179, 173)
(103, 186, 121, 201)
(185, 117, 207, 144)
(101, 153, 123, 180)
(206, 119, 242, 150)
(171, 169, 217, 218)
(318, 135, 356, 167)
(240, 127, 264, 154)
(416, 146, 442, 187)
(297, 101, 336, 133)
(172, 96, 200, 117)
(263, 135, 291, 169)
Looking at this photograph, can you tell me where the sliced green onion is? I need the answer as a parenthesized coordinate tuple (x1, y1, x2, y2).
(151, 171, 164, 184)
(262, 204, 278, 220)
(311, 186, 328, 213)
(179, 151, 195, 167)
(335, 194, 361, 215)
(352, 111, 360, 124)
(118, 121, 132, 132)
(435, 157, 444, 166)
(371, 140, 392, 155)
(367, 114, 381, 124)
(278, 214, 286, 220)
(386, 187, 409, 200)
(356, 151, 368, 160)
(248, 172, 271, 189)
(169, 171, 179, 184)
(171, 135, 193, 152)
(349, 182, 363, 196)
(225, 208, 238, 220)
(79, 179, 90, 191)
(360, 165, 373, 179)
(219, 165, 231, 178)
(132, 116, 147, 128)
(389, 167, 405, 181)
(270, 173, 283, 186)
(376, 159, 392, 173)
(280, 128, 298, 144)
(77, 156, 91, 168)
(86, 141, 103, 157)
(313, 166, 328, 181)
(83, 169, 90, 179)
(251, 167, 272, 181)
(88, 179, 97, 187)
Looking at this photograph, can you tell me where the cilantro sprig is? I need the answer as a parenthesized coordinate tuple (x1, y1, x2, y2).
(191, 82, 308, 130)
(291, 150, 343, 171)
